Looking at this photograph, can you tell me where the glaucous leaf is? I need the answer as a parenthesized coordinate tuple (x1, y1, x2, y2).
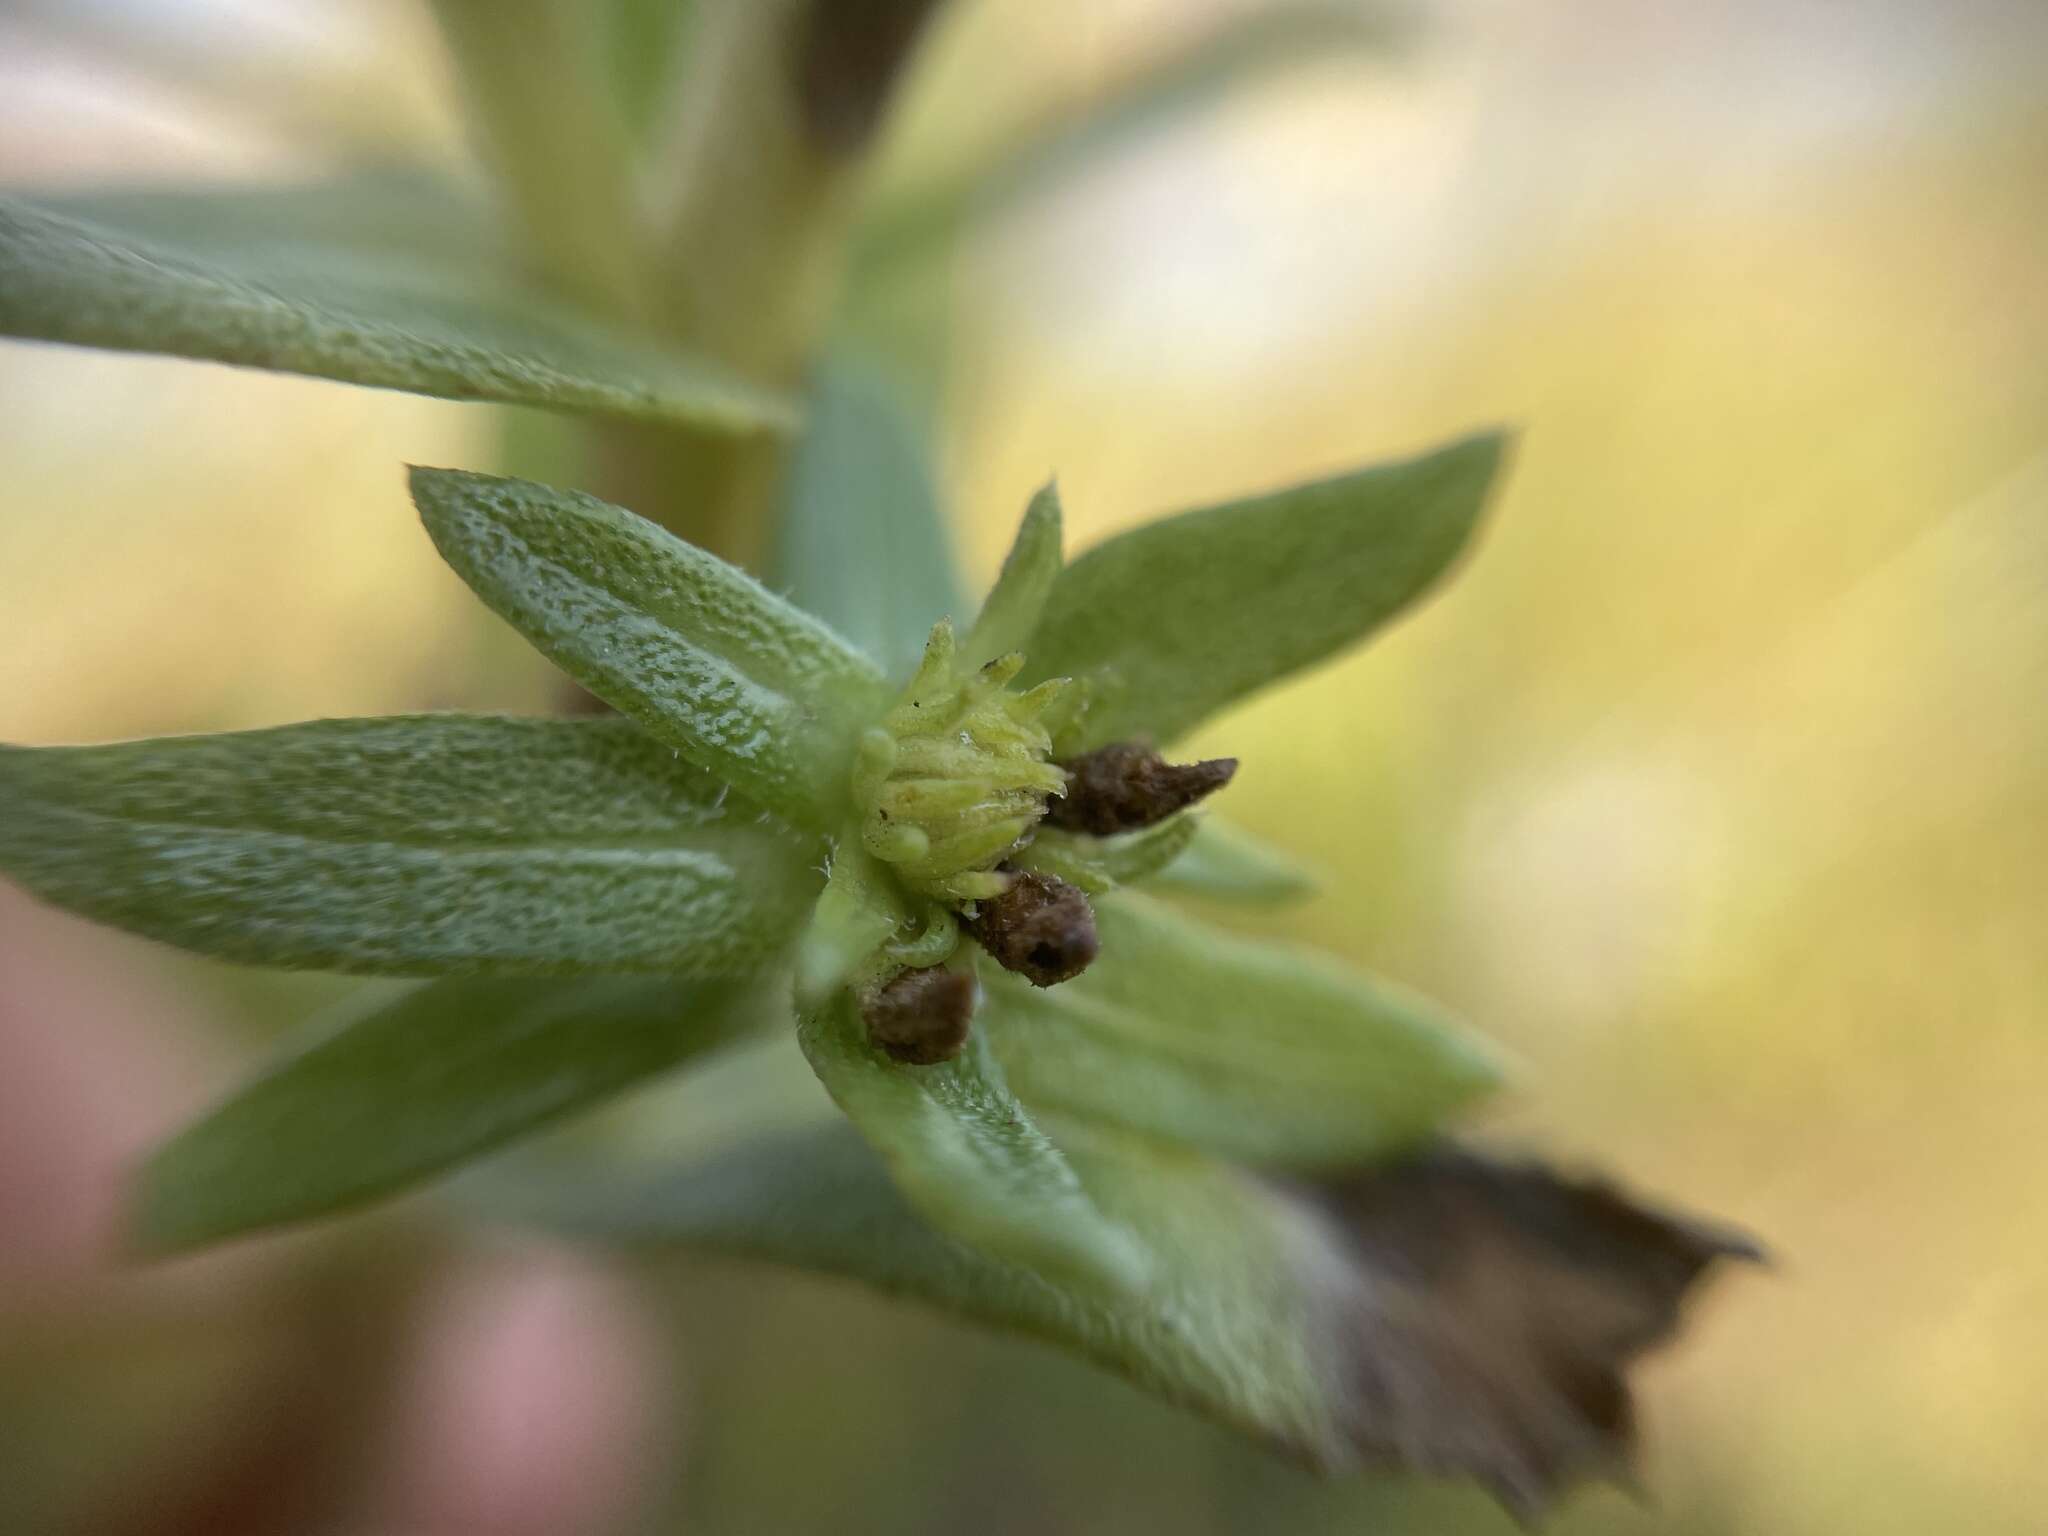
(137, 973, 775, 1253)
(0, 715, 818, 975)
(413, 468, 891, 826)
(981, 893, 1501, 1166)
(522, 1117, 1343, 1457)
(32, 174, 507, 278)
(0, 195, 791, 430)
(1022, 433, 1508, 750)
(1150, 814, 1323, 905)
(770, 352, 965, 678)
(513, 1121, 1756, 1518)
(963, 481, 1063, 670)
(797, 991, 1148, 1295)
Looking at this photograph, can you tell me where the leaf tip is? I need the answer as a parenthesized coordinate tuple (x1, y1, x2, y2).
(1433, 424, 1516, 510)
(1021, 479, 1065, 561)
(121, 1154, 210, 1262)
(1431, 1027, 1515, 1115)
(404, 462, 470, 523)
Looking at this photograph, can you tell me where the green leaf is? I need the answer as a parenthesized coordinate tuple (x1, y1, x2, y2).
(29, 174, 507, 276)
(797, 991, 1149, 1295)
(981, 893, 1501, 1167)
(0, 194, 792, 430)
(136, 973, 774, 1252)
(963, 481, 1063, 670)
(515, 1122, 1757, 1517)
(792, 846, 907, 1012)
(0, 715, 819, 976)
(412, 468, 890, 826)
(513, 1116, 1355, 1462)
(770, 351, 965, 678)
(1008, 813, 1198, 895)
(1150, 815, 1323, 905)
(1022, 433, 1508, 750)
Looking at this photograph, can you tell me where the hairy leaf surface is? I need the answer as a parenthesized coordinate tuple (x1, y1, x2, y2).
(1024, 434, 1507, 749)
(0, 715, 818, 975)
(414, 469, 890, 826)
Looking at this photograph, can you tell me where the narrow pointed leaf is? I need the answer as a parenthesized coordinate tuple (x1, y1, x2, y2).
(511, 1122, 1755, 1515)
(0, 715, 818, 975)
(797, 992, 1149, 1294)
(981, 893, 1501, 1166)
(136, 973, 775, 1252)
(1150, 815, 1323, 905)
(31, 174, 504, 275)
(533, 1119, 1337, 1448)
(1022, 433, 1508, 749)
(413, 469, 890, 826)
(1007, 813, 1198, 895)
(770, 352, 965, 678)
(0, 195, 792, 430)
(963, 481, 1064, 670)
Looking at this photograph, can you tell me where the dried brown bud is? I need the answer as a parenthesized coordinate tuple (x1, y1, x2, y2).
(1047, 741, 1238, 836)
(962, 870, 1099, 987)
(862, 966, 977, 1065)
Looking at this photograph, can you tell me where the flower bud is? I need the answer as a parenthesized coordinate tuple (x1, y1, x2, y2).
(852, 620, 1071, 904)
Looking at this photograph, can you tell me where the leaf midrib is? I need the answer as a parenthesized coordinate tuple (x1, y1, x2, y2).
(22, 800, 776, 863)
(498, 516, 859, 718)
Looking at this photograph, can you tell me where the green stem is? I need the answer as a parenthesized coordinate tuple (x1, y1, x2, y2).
(430, 0, 651, 320)
(451, 0, 951, 570)
(602, 0, 947, 566)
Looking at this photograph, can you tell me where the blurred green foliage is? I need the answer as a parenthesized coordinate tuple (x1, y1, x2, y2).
(1, 1, 2045, 1533)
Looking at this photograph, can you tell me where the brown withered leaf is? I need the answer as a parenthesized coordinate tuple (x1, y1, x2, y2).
(1310, 1146, 1763, 1521)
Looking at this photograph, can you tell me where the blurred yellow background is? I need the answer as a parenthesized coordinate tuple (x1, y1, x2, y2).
(2, 2, 2044, 1532)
